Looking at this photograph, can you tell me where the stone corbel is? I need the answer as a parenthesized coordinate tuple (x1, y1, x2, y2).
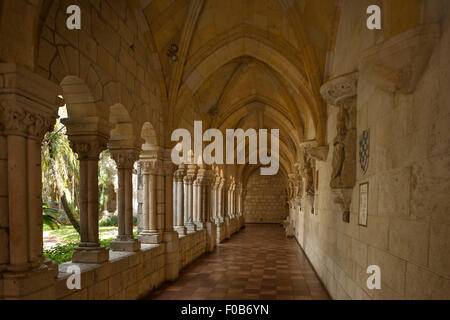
(320, 72, 359, 107)
(307, 145, 329, 162)
(359, 24, 440, 94)
(333, 189, 353, 223)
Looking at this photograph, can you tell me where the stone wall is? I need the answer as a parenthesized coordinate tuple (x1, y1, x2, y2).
(244, 171, 288, 224)
(293, 1, 450, 300)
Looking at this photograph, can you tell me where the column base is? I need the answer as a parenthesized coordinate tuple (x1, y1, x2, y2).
(174, 226, 187, 236)
(110, 238, 141, 252)
(186, 222, 197, 233)
(138, 231, 162, 244)
(71, 246, 109, 264)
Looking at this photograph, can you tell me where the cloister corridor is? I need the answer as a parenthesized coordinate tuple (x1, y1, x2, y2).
(1, 0, 449, 301)
(146, 225, 329, 300)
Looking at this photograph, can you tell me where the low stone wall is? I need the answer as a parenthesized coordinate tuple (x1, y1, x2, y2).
(179, 230, 207, 270)
(56, 244, 165, 300)
(6, 227, 235, 300)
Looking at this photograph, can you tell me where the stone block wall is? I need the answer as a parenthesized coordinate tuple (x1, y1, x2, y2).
(244, 171, 288, 223)
(179, 230, 207, 270)
(293, 1, 450, 300)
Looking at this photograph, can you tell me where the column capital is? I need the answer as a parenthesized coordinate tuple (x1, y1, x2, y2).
(70, 135, 108, 160)
(174, 163, 187, 182)
(0, 63, 59, 137)
(138, 158, 163, 175)
(111, 149, 140, 169)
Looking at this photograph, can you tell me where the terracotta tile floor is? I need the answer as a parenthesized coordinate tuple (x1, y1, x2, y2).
(146, 224, 330, 300)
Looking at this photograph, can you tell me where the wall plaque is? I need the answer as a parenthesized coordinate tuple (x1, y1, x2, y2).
(359, 182, 369, 227)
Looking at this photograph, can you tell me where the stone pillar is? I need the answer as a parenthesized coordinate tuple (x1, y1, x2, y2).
(138, 159, 162, 243)
(0, 64, 60, 299)
(110, 150, 141, 252)
(162, 157, 180, 281)
(193, 177, 204, 230)
(223, 180, 231, 239)
(199, 166, 216, 252)
(69, 136, 109, 264)
(173, 164, 187, 235)
(184, 163, 197, 233)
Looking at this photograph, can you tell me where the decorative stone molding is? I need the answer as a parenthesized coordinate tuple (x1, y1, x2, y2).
(320, 72, 358, 106)
(359, 24, 440, 94)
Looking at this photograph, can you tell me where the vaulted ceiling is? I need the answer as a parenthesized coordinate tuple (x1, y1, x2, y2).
(138, 0, 338, 176)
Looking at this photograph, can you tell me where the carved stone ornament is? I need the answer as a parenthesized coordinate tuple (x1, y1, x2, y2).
(320, 72, 358, 107)
(0, 102, 54, 139)
(321, 72, 358, 190)
(359, 24, 440, 94)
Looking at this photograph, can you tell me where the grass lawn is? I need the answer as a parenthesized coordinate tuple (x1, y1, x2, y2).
(43, 225, 119, 243)
(42, 225, 138, 264)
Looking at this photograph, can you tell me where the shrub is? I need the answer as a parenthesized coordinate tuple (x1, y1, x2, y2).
(99, 215, 138, 227)
(43, 238, 114, 264)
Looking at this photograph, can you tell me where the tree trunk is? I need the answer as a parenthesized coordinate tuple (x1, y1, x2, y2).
(60, 193, 81, 235)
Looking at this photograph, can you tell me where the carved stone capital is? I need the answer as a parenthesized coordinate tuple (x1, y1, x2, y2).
(0, 63, 59, 138)
(174, 164, 187, 182)
(320, 72, 358, 106)
(0, 102, 54, 139)
(111, 149, 140, 169)
(71, 135, 108, 160)
(139, 159, 163, 175)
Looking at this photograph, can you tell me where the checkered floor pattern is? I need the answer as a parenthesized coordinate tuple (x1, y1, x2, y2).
(145, 224, 330, 300)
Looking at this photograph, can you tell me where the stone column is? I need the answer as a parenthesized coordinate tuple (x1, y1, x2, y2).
(223, 180, 231, 239)
(184, 163, 197, 233)
(69, 136, 109, 264)
(202, 167, 216, 251)
(162, 157, 179, 281)
(174, 164, 187, 235)
(138, 159, 162, 243)
(0, 64, 60, 299)
(110, 150, 141, 252)
(193, 177, 204, 230)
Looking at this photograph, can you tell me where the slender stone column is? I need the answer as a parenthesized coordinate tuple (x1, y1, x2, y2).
(70, 137, 109, 264)
(184, 163, 197, 233)
(194, 179, 203, 229)
(138, 160, 162, 243)
(162, 157, 179, 281)
(174, 164, 186, 235)
(0, 64, 60, 298)
(203, 168, 217, 251)
(110, 150, 141, 252)
(223, 180, 231, 239)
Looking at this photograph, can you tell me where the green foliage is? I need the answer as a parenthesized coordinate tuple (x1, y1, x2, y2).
(99, 215, 138, 227)
(43, 238, 114, 264)
(42, 202, 63, 230)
